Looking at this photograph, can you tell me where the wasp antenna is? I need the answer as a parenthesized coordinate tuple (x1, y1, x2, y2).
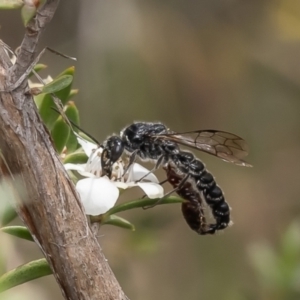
(51, 107, 100, 145)
(46, 47, 77, 61)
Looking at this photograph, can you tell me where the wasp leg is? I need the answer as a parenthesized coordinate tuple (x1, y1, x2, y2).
(122, 150, 139, 177)
(133, 154, 165, 183)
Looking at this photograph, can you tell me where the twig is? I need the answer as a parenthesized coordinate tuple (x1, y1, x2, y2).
(0, 1, 129, 299)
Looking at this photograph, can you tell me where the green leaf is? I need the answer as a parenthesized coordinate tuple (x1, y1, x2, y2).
(42, 75, 73, 94)
(36, 93, 59, 130)
(1, 226, 34, 242)
(248, 243, 280, 287)
(65, 101, 80, 126)
(278, 222, 300, 288)
(29, 63, 47, 78)
(34, 92, 46, 109)
(0, 259, 52, 292)
(56, 66, 75, 79)
(281, 221, 300, 261)
(0, 203, 17, 226)
(65, 101, 80, 153)
(63, 152, 88, 164)
(66, 134, 79, 154)
(54, 67, 75, 104)
(0, 178, 18, 226)
(51, 116, 71, 153)
(21, 3, 37, 26)
(103, 197, 184, 218)
(67, 89, 79, 100)
(101, 215, 135, 230)
(0, 0, 23, 9)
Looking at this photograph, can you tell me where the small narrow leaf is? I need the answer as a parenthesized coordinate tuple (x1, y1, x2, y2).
(34, 92, 46, 109)
(29, 63, 47, 77)
(66, 133, 79, 153)
(101, 215, 135, 230)
(36, 93, 59, 130)
(65, 101, 80, 126)
(67, 89, 79, 100)
(105, 197, 184, 217)
(51, 116, 70, 153)
(21, 4, 37, 26)
(63, 152, 88, 164)
(248, 243, 279, 286)
(0, 204, 17, 226)
(281, 221, 300, 259)
(56, 66, 75, 79)
(54, 67, 75, 104)
(65, 102, 80, 153)
(1, 226, 34, 242)
(0, 259, 52, 292)
(0, 177, 18, 226)
(42, 75, 73, 94)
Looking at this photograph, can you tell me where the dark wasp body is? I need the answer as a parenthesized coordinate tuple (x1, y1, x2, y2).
(101, 122, 250, 233)
(164, 164, 210, 234)
(101, 122, 179, 173)
(168, 151, 231, 233)
(101, 122, 250, 171)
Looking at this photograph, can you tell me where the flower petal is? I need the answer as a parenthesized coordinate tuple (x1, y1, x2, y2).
(85, 149, 102, 177)
(64, 163, 95, 178)
(75, 133, 99, 157)
(64, 163, 86, 172)
(113, 181, 129, 190)
(135, 182, 164, 199)
(76, 177, 119, 215)
(126, 163, 159, 183)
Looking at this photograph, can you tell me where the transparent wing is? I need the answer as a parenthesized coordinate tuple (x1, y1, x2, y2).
(157, 130, 252, 167)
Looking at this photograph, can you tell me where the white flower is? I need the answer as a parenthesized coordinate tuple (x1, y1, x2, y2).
(65, 134, 164, 216)
(76, 177, 119, 215)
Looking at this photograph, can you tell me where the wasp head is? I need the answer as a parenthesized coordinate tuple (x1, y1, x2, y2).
(101, 136, 124, 177)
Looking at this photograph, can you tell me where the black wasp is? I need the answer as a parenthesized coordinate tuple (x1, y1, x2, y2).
(165, 149, 235, 233)
(100, 122, 251, 234)
(164, 162, 231, 234)
(164, 164, 210, 235)
(101, 122, 250, 172)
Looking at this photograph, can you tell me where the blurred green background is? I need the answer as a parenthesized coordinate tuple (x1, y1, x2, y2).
(1, 0, 300, 299)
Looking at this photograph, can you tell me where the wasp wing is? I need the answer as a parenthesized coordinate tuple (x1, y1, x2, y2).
(157, 130, 252, 167)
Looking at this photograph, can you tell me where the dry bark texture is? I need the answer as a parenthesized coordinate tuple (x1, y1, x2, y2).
(0, 1, 129, 299)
